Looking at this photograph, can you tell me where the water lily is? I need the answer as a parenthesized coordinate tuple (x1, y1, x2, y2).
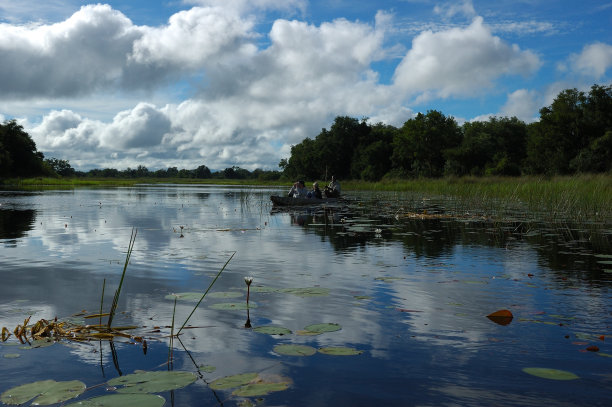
(244, 277, 253, 306)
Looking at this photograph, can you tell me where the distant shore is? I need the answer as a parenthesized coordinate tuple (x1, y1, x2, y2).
(2, 174, 610, 221)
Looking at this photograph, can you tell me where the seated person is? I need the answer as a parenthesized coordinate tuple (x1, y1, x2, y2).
(288, 180, 308, 198)
(324, 176, 341, 198)
(307, 182, 322, 199)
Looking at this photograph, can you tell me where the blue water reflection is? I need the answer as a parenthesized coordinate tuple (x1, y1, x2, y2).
(0, 185, 610, 406)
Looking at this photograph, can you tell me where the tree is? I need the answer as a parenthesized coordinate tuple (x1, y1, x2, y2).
(45, 158, 75, 177)
(392, 111, 462, 177)
(194, 165, 211, 179)
(0, 120, 48, 177)
(351, 123, 396, 180)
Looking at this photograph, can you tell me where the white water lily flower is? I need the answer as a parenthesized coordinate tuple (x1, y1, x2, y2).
(244, 276, 253, 286)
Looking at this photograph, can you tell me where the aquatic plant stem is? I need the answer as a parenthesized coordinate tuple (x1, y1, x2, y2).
(169, 298, 176, 367)
(99, 278, 106, 327)
(177, 251, 236, 335)
(107, 228, 137, 329)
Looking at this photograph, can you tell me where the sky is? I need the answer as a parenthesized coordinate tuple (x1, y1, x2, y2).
(0, 0, 611, 172)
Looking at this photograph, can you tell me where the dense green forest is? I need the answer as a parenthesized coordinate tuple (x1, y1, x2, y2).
(282, 84, 612, 181)
(1, 84, 610, 181)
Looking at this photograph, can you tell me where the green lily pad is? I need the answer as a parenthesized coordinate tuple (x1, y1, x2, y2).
(282, 287, 330, 297)
(273, 344, 317, 356)
(302, 323, 341, 334)
(66, 394, 165, 406)
(249, 286, 281, 293)
(354, 295, 371, 300)
(232, 382, 289, 397)
(318, 346, 364, 356)
(1, 380, 86, 406)
(253, 326, 292, 335)
(208, 291, 243, 299)
(209, 302, 255, 310)
(199, 365, 216, 373)
(3, 353, 21, 358)
(108, 371, 197, 393)
(210, 373, 258, 390)
(522, 368, 579, 380)
(165, 292, 204, 301)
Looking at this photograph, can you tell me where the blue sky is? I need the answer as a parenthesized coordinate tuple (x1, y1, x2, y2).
(0, 0, 610, 171)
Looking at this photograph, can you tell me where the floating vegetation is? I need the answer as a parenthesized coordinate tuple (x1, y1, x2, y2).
(522, 368, 579, 380)
(253, 326, 292, 335)
(318, 347, 364, 356)
(66, 393, 165, 407)
(486, 309, 514, 326)
(282, 287, 330, 297)
(210, 373, 290, 397)
(1, 379, 86, 406)
(107, 371, 197, 393)
(297, 323, 341, 336)
(273, 344, 317, 356)
(210, 373, 259, 390)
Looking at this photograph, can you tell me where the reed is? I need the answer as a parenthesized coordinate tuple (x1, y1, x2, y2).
(346, 175, 612, 222)
(177, 251, 236, 335)
(107, 228, 137, 328)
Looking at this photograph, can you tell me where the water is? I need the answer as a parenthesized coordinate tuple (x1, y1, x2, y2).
(0, 185, 611, 406)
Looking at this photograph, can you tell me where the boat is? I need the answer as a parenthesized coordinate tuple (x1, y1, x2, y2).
(270, 195, 340, 206)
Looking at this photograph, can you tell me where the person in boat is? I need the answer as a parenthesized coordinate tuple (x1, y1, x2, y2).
(288, 180, 308, 198)
(324, 176, 341, 198)
(307, 182, 323, 199)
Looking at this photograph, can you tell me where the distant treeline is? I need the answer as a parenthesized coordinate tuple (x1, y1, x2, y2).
(281, 84, 612, 181)
(78, 165, 282, 181)
(1, 84, 610, 181)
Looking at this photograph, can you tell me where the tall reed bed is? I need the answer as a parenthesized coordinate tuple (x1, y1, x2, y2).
(346, 175, 612, 222)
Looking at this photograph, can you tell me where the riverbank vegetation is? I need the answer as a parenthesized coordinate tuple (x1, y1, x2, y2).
(1, 84, 610, 199)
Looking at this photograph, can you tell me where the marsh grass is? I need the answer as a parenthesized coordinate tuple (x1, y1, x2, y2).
(347, 175, 612, 222)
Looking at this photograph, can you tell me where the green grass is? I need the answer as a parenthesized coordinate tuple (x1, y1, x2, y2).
(345, 175, 612, 222)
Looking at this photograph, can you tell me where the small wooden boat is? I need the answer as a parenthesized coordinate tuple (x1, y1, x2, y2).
(270, 195, 340, 206)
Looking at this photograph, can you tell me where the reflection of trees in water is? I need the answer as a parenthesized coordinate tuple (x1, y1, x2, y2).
(0, 209, 36, 241)
(289, 208, 611, 279)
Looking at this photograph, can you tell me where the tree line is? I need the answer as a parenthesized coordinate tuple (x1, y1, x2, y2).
(281, 84, 612, 181)
(1, 84, 610, 181)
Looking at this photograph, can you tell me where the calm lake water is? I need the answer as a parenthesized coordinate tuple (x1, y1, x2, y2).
(1, 185, 611, 406)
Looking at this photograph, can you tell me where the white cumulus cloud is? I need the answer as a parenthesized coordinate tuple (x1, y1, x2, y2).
(568, 42, 612, 78)
(393, 16, 541, 98)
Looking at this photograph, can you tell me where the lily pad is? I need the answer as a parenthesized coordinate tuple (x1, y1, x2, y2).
(66, 394, 165, 406)
(210, 373, 258, 390)
(232, 382, 289, 397)
(253, 326, 292, 335)
(249, 286, 281, 293)
(165, 292, 204, 302)
(208, 291, 243, 299)
(522, 368, 579, 380)
(273, 344, 317, 356)
(318, 347, 363, 356)
(1, 380, 86, 406)
(209, 302, 255, 310)
(199, 365, 216, 373)
(108, 371, 197, 393)
(302, 323, 342, 334)
(282, 287, 330, 297)
(3, 353, 20, 358)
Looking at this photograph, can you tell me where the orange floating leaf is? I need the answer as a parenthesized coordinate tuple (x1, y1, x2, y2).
(586, 345, 600, 352)
(487, 309, 513, 326)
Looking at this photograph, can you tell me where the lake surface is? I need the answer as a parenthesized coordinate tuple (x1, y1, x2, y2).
(1, 185, 611, 406)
